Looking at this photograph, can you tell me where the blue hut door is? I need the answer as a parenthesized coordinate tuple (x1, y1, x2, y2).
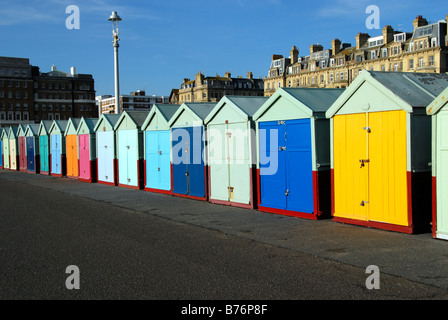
(188, 126, 205, 198)
(285, 119, 313, 213)
(172, 127, 189, 195)
(145, 130, 172, 191)
(259, 119, 313, 213)
(51, 135, 61, 174)
(145, 131, 159, 189)
(26, 137, 35, 171)
(158, 130, 171, 191)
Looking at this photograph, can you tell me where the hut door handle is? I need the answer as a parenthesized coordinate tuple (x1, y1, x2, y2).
(157, 167, 160, 171)
(359, 159, 369, 168)
(285, 189, 289, 196)
(185, 171, 189, 176)
(158, 151, 162, 155)
(360, 201, 369, 206)
(279, 146, 286, 151)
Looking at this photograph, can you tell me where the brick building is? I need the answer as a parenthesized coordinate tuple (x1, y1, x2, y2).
(0, 56, 97, 127)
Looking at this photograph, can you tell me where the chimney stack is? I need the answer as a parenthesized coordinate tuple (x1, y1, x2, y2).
(290, 45, 299, 64)
(309, 44, 323, 54)
(413, 15, 428, 30)
(355, 33, 370, 50)
(382, 25, 394, 44)
(247, 71, 253, 79)
(331, 39, 341, 56)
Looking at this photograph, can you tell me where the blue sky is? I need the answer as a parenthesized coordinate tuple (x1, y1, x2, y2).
(1, 0, 447, 97)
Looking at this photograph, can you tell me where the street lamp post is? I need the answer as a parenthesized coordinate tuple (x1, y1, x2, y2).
(108, 11, 122, 114)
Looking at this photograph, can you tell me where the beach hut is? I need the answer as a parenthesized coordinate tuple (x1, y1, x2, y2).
(18, 124, 27, 172)
(65, 118, 80, 179)
(24, 124, 41, 173)
(168, 102, 216, 201)
(8, 126, 19, 171)
(76, 117, 98, 183)
(114, 110, 148, 190)
(141, 104, 181, 194)
(94, 114, 120, 186)
(252, 88, 344, 219)
(49, 120, 68, 177)
(37, 120, 53, 175)
(426, 86, 448, 240)
(1, 128, 10, 170)
(0, 128, 5, 169)
(204, 96, 268, 209)
(326, 70, 448, 234)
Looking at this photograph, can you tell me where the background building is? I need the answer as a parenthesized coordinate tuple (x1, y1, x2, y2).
(97, 90, 169, 115)
(0, 56, 97, 127)
(264, 14, 448, 96)
(177, 71, 264, 103)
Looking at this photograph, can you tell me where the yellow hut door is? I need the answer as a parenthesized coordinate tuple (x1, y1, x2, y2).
(333, 113, 370, 221)
(368, 110, 408, 226)
(334, 111, 408, 225)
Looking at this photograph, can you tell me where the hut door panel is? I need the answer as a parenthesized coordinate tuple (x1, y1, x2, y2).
(66, 135, 78, 177)
(19, 137, 26, 169)
(119, 130, 138, 186)
(10, 140, 17, 170)
(368, 111, 408, 226)
(3, 138, 9, 168)
(188, 126, 205, 198)
(285, 119, 314, 213)
(158, 130, 172, 191)
(227, 122, 250, 204)
(172, 128, 189, 195)
(145, 131, 159, 189)
(209, 124, 230, 201)
(333, 114, 369, 221)
(98, 132, 114, 183)
(40, 137, 48, 172)
(51, 135, 61, 174)
(79, 134, 90, 179)
(26, 137, 35, 171)
(436, 113, 448, 235)
(259, 121, 287, 209)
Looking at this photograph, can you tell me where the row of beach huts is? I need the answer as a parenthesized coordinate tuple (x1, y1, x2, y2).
(2, 70, 448, 241)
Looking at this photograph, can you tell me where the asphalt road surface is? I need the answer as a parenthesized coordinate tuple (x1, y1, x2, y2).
(1, 170, 447, 305)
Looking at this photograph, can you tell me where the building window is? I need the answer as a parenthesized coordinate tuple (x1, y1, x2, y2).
(320, 75, 324, 83)
(382, 48, 387, 57)
(429, 56, 434, 66)
(409, 59, 414, 70)
(330, 73, 333, 82)
(15, 112, 21, 120)
(394, 63, 399, 71)
(419, 58, 424, 68)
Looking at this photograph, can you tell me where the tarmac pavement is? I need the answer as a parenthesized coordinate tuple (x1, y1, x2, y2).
(1, 169, 448, 299)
